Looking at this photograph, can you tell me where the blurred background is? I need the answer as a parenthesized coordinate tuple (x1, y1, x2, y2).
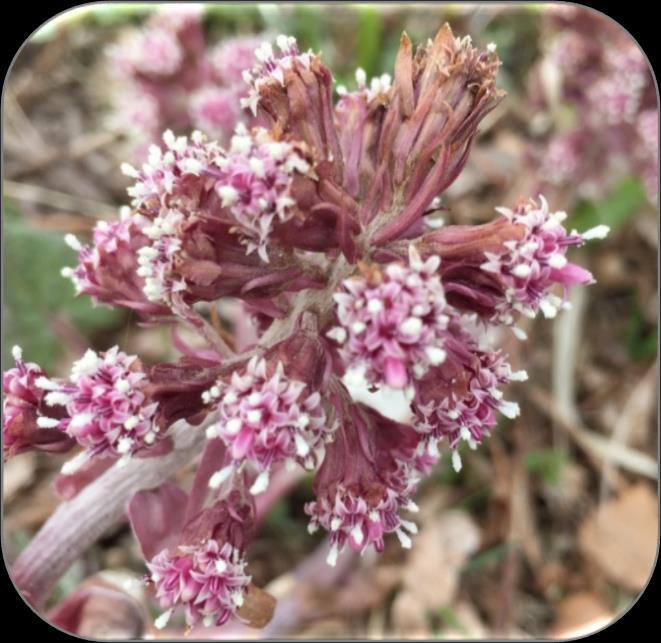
(2, 3, 658, 639)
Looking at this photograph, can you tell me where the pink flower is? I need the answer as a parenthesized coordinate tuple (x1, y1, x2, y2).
(36, 347, 160, 467)
(412, 321, 527, 471)
(2, 346, 73, 458)
(189, 86, 241, 139)
(328, 246, 449, 388)
(240, 35, 312, 116)
(212, 125, 313, 261)
(61, 209, 170, 317)
(305, 398, 419, 565)
(116, 29, 184, 79)
(204, 354, 330, 494)
(148, 540, 250, 630)
(480, 196, 608, 323)
(210, 36, 261, 85)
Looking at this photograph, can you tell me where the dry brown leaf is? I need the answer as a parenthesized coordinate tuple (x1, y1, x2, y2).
(548, 591, 614, 639)
(313, 564, 402, 618)
(391, 589, 429, 634)
(236, 583, 277, 629)
(578, 484, 658, 592)
(402, 511, 481, 610)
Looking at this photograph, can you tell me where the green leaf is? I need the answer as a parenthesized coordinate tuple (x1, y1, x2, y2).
(3, 206, 124, 371)
(435, 605, 469, 636)
(625, 305, 658, 361)
(524, 448, 568, 486)
(570, 176, 647, 235)
(461, 542, 511, 573)
(354, 6, 382, 77)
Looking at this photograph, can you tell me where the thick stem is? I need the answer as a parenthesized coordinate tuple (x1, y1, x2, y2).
(10, 416, 214, 608)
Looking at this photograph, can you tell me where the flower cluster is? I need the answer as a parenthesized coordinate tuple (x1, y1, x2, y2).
(328, 246, 449, 389)
(240, 35, 311, 115)
(213, 125, 313, 261)
(35, 347, 160, 468)
(3, 347, 74, 458)
(411, 322, 527, 471)
(148, 540, 250, 630)
(5, 24, 610, 634)
(203, 355, 329, 494)
(107, 5, 261, 153)
(481, 197, 608, 323)
(304, 402, 420, 565)
(530, 6, 657, 201)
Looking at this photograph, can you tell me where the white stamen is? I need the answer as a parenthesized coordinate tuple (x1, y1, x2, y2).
(154, 609, 173, 630)
(367, 299, 384, 313)
(209, 465, 234, 489)
(218, 185, 239, 207)
(37, 416, 60, 428)
(351, 524, 364, 545)
(224, 418, 242, 435)
(249, 470, 270, 495)
(425, 346, 447, 366)
(452, 450, 463, 473)
(401, 317, 423, 336)
(326, 544, 339, 567)
(294, 433, 310, 457)
(400, 519, 418, 534)
(11, 345, 23, 361)
(395, 528, 412, 549)
(499, 400, 521, 419)
(61, 451, 90, 475)
(64, 234, 82, 252)
(582, 224, 610, 240)
(326, 327, 347, 344)
(548, 253, 567, 269)
(512, 263, 532, 279)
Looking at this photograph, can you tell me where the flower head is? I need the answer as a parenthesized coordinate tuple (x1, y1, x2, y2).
(213, 125, 313, 261)
(2, 346, 73, 458)
(62, 208, 171, 316)
(305, 401, 419, 565)
(204, 354, 329, 494)
(328, 246, 449, 388)
(189, 86, 241, 139)
(211, 36, 261, 85)
(481, 196, 608, 322)
(412, 323, 527, 471)
(241, 35, 312, 116)
(37, 347, 160, 466)
(148, 540, 250, 629)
